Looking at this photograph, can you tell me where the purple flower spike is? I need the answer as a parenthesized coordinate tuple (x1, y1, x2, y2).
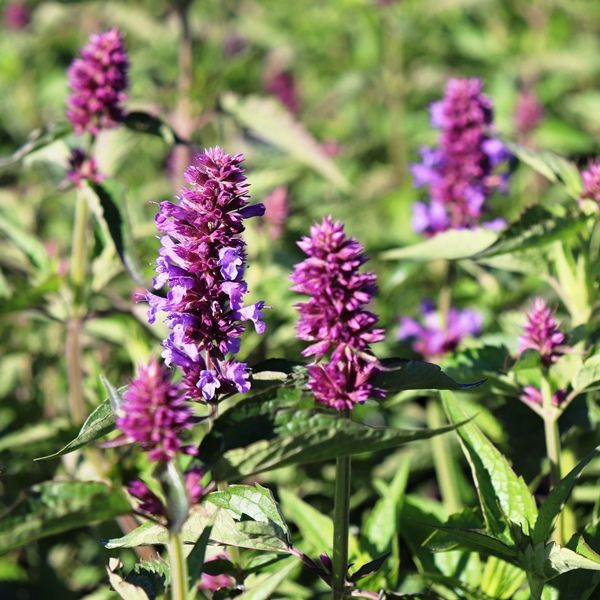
(519, 298, 565, 365)
(67, 28, 129, 135)
(116, 358, 194, 462)
(398, 302, 482, 358)
(291, 216, 385, 410)
(128, 480, 165, 516)
(411, 78, 513, 236)
(581, 159, 600, 205)
(147, 147, 266, 403)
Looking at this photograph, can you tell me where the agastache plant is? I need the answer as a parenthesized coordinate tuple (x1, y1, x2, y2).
(146, 148, 266, 404)
(411, 78, 513, 236)
(67, 28, 129, 135)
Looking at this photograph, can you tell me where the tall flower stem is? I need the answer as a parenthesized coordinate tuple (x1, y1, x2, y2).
(332, 433, 351, 599)
(541, 377, 563, 544)
(168, 532, 188, 600)
(67, 187, 89, 424)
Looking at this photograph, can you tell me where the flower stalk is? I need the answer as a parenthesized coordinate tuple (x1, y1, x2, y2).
(332, 448, 351, 599)
(167, 532, 188, 600)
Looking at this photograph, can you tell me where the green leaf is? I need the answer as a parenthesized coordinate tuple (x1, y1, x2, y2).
(207, 484, 289, 543)
(0, 122, 71, 169)
(380, 228, 498, 261)
(476, 205, 587, 258)
(572, 355, 600, 392)
(375, 359, 485, 392)
(0, 418, 72, 454)
(0, 211, 50, 272)
(220, 93, 349, 191)
(505, 141, 582, 199)
(236, 557, 298, 600)
(441, 391, 538, 539)
(105, 501, 290, 553)
(106, 558, 150, 600)
(159, 462, 189, 535)
(82, 181, 145, 285)
(532, 449, 600, 544)
(122, 111, 183, 145)
(186, 525, 212, 591)
(210, 409, 466, 480)
(100, 375, 125, 413)
(543, 543, 600, 577)
(0, 481, 131, 554)
(349, 553, 391, 583)
(35, 399, 115, 461)
(0, 276, 61, 315)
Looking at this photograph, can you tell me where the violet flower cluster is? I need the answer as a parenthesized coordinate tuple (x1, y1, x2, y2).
(398, 301, 482, 359)
(518, 298, 565, 366)
(290, 217, 385, 410)
(147, 147, 265, 403)
(581, 159, 600, 205)
(411, 78, 513, 236)
(67, 28, 129, 135)
(116, 358, 195, 462)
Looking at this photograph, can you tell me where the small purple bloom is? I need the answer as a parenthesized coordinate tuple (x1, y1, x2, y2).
(263, 186, 289, 240)
(116, 358, 194, 462)
(265, 67, 299, 114)
(67, 147, 104, 187)
(4, 2, 30, 30)
(521, 386, 567, 408)
(197, 554, 236, 592)
(411, 78, 513, 236)
(147, 148, 266, 403)
(514, 91, 544, 136)
(67, 28, 128, 135)
(398, 301, 482, 358)
(184, 467, 215, 504)
(291, 216, 385, 410)
(581, 159, 600, 205)
(128, 480, 165, 516)
(519, 298, 565, 366)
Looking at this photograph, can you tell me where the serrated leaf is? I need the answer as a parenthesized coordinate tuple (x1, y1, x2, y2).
(207, 484, 289, 543)
(82, 181, 144, 285)
(441, 391, 538, 539)
(532, 449, 600, 544)
(107, 558, 150, 600)
(572, 355, 600, 392)
(210, 410, 466, 480)
(477, 205, 587, 258)
(35, 399, 116, 460)
(0, 481, 131, 554)
(0, 122, 71, 169)
(506, 141, 582, 199)
(380, 228, 498, 261)
(375, 359, 484, 392)
(122, 111, 183, 145)
(105, 500, 290, 553)
(220, 93, 348, 190)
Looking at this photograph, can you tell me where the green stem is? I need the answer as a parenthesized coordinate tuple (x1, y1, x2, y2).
(168, 532, 188, 600)
(332, 451, 351, 599)
(67, 187, 89, 424)
(527, 573, 544, 600)
(541, 378, 563, 544)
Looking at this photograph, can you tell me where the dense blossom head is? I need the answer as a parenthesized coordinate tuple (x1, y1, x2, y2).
(580, 159, 600, 205)
(291, 217, 385, 410)
(67, 147, 104, 187)
(4, 2, 30, 30)
(116, 358, 194, 461)
(519, 299, 565, 365)
(67, 28, 128, 135)
(411, 78, 513, 236)
(398, 301, 482, 358)
(146, 147, 265, 403)
(514, 91, 544, 136)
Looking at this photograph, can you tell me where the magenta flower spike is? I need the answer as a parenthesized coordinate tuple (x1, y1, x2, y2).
(519, 298, 565, 366)
(581, 159, 600, 205)
(67, 28, 129, 135)
(146, 147, 266, 403)
(116, 358, 194, 462)
(291, 216, 385, 410)
(411, 78, 513, 236)
(398, 301, 482, 358)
